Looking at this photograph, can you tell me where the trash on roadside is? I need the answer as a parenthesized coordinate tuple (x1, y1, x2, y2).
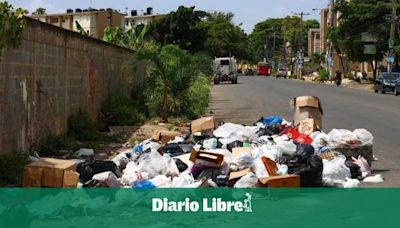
(74, 148, 94, 158)
(24, 96, 384, 189)
(23, 158, 79, 188)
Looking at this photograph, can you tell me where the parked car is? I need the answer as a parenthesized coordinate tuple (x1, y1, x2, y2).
(245, 68, 255, 76)
(374, 72, 400, 94)
(395, 79, 400, 96)
(277, 68, 287, 78)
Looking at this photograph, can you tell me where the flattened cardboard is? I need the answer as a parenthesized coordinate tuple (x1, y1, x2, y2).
(189, 150, 224, 166)
(191, 116, 216, 133)
(229, 168, 252, 180)
(294, 107, 322, 129)
(258, 174, 300, 187)
(23, 158, 76, 188)
(151, 130, 181, 144)
(298, 118, 318, 135)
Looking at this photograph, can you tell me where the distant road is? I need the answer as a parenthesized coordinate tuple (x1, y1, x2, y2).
(208, 76, 400, 187)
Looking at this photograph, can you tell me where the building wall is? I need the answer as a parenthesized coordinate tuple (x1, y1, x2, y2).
(0, 17, 145, 154)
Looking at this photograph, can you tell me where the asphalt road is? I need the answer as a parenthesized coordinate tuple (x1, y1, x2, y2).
(208, 75, 400, 187)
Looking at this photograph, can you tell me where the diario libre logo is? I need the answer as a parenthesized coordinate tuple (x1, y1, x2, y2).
(152, 193, 253, 213)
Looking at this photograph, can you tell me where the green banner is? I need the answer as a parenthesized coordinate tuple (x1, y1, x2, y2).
(0, 188, 399, 227)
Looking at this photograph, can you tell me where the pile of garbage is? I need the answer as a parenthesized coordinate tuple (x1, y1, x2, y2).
(23, 96, 384, 189)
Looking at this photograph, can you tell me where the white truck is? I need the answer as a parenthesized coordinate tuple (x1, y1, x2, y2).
(213, 57, 238, 84)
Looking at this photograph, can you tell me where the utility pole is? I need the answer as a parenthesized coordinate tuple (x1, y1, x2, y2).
(293, 11, 310, 79)
(327, 0, 335, 80)
(388, 0, 397, 73)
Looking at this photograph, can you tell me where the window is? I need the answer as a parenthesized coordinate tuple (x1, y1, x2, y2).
(50, 17, 59, 24)
(220, 60, 230, 66)
(316, 34, 320, 40)
(107, 17, 111, 26)
(125, 20, 129, 26)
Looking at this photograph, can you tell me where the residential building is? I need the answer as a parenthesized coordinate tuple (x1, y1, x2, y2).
(308, 28, 321, 57)
(31, 9, 125, 39)
(124, 8, 166, 30)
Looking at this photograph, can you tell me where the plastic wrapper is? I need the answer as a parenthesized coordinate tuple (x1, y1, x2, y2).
(234, 173, 258, 188)
(203, 138, 218, 150)
(252, 156, 269, 179)
(351, 156, 371, 177)
(363, 174, 384, 183)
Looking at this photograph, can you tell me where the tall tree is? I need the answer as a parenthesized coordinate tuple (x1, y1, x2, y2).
(103, 24, 150, 51)
(32, 8, 46, 15)
(201, 12, 250, 60)
(149, 6, 208, 53)
(334, 0, 395, 78)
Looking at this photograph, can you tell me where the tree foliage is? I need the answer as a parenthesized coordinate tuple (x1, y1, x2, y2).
(249, 17, 319, 62)
(149, 6, 208, 53)
(333, 0, 395, 78)
(32, 8, 46, 15)
(103, 24, 150, 51)
(201, 12, 250, 60)
(0, 2, 26, 53)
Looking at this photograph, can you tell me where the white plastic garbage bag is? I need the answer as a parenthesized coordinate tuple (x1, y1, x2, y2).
(327, 129, 360, 149)
(168, 136, 185, 144)
(142, 140, 162, 152)
(230, 153, 254, 171)
(363, 174, 384, 183)
(171, 171, 195, 187)
(276, 164, 288, 175)
(92, 171, 120, 188)
(251, 144, 281, 161)
(112, 149, 132, 168)
(214, 123, 244, 139)
(120, 162, 147, 186)
(138, 150, 179, 179)
(322, 155, 351, 187)
(234, 173, 258, 188)
(310, 131, 329, 153)
(353, 129, 374, 146)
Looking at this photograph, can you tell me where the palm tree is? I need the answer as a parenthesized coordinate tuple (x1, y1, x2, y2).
(137, 44, 198, 122)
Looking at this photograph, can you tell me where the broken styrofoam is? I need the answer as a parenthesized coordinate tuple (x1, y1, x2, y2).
(363, 174, 384, 183)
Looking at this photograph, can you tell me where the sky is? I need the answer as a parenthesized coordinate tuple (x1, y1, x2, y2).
(8, 0, 328, 33)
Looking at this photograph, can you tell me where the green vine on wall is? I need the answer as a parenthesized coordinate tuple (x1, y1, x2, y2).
(0, 1, 26, 54)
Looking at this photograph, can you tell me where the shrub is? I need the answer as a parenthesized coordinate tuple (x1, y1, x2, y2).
(33, 134, 76, 157)
(100, 94, 146, 126)
(0, 152, 28, 186)
(318, 69, 329, 82)
(185, 74, 211, 119)
(67, 110, 100, 141)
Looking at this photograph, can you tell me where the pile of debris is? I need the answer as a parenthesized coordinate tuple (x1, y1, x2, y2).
(23, 96, 383, 189)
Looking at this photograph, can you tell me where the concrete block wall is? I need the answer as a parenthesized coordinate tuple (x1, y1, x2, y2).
(0, 17, 143, 154)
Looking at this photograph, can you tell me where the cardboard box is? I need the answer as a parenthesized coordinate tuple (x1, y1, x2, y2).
(191, 116, 216, 133)
(260, 156, 278, 176)
(298, 118, 318, 135)
(294, 96, 321, 108)
(151, 130, 181, 144)
(258, 174, 300, 188)
(228, 147, 253, 185)
(189, 150, 224, 167)
(293, 96, 323, 129)
(23, 158, 78, 188)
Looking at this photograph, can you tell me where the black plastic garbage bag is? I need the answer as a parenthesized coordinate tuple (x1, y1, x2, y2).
(158, 143, 185, 157)
(178, 143, 194, 154)
(227, 140, 244, 152)
(345, 160, 362, 180)
(77, 159, 118, 183)
(286, 155, 323, 187)
(258, 125, 281, 136)
(296, 144, 315, 156)
(174, 158, 188, 172)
